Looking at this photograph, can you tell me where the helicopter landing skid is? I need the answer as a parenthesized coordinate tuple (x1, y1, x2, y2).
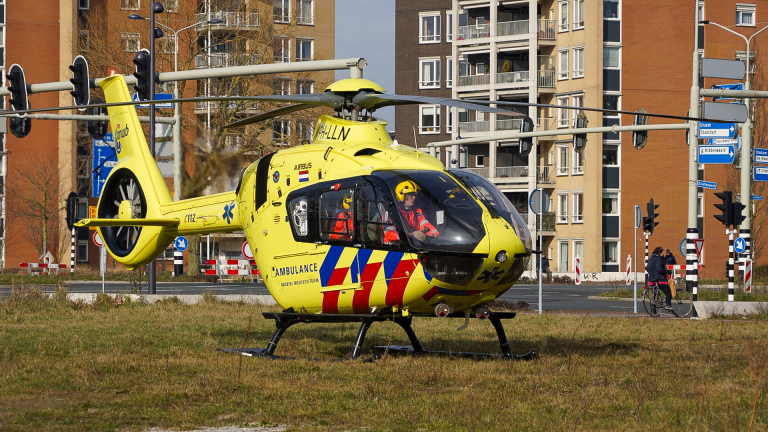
(219, 309, 538, 361)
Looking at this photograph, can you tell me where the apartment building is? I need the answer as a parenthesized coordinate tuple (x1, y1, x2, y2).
(396, 0, 767, 279)
(3, 0, 334, 269)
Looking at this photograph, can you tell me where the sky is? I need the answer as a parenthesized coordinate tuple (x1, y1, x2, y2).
(335, 0, 396, 130)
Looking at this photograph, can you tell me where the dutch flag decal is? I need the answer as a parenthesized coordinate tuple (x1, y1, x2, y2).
(299, 170, 309, 182)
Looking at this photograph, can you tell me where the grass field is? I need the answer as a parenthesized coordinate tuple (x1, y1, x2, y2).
(2, 286, 768, 431)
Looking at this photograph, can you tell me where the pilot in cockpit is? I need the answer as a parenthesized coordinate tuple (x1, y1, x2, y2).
(383, 180, 439, 246)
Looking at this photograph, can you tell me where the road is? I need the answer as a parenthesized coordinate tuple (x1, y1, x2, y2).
(0, 280, 644, 313)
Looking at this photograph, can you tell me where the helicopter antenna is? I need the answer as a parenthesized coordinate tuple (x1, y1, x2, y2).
(412, 125, 418, 148)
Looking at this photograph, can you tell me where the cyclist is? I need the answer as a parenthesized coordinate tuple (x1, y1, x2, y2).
(646, 246, 673, 311)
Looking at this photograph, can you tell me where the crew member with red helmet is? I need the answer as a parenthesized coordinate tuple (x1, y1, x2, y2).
(384, 180, 439, 245)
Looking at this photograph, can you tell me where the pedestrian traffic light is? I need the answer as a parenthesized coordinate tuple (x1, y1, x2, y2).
(573, 112, 587, 152)
(69, 55, 90, 109)
(632, 108, 648, 150)
(6, 63, 32, 138)
(713, 191, 733, 227)
(133, 49, 151, 101)
(732, 201, 747, 227)
(645, 198, 659, 235)
(519, 116, 534, 157)
(86, 98, 108, 140)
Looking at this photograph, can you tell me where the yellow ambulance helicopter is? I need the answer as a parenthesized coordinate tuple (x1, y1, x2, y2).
(73, 74, 537, 360)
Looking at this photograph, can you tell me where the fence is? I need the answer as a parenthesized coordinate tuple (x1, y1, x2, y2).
(202, 259, 261, 282)
(20, 262, 68, 275)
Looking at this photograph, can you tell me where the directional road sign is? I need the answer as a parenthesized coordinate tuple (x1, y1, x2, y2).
(708, 137, 739, 150)
(702, 58, 746, 80)
(697, 180, 717, 190)
(755, 148, 768, 164)
(698, 145, 736, 164)
(698, 121, 737, 139)
(712, 83, 744, 102)
(92, 132, 116, 197)
(755, 166, 768, 182)
(735, 237, 746, 254)
(133, 92, 173, 108)
(173, 236, 188, 252)
(751, 195, 764, 201)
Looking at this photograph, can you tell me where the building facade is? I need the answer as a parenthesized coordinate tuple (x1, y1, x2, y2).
(3, 0, 334, 270)
(395, 0, 768, 280)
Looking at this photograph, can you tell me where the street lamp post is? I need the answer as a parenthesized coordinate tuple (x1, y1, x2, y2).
(700, 20, 768, 271)
(128, 14, 223, 201)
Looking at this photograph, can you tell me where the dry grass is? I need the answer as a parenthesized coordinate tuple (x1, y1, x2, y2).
(2, 285, 768, 431)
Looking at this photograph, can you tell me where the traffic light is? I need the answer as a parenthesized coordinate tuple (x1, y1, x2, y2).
(732, 201, 747, 227)
(713, 191, 733, 227)
(133, 49, 151, 101)
(573, 112, 588, 152)
(69, 55, 90, 108)
(645, 198, 659, 235)
(519, 116, 534, 157)
(633, 108, 648, 150)
(65, 192, 79, 231)
(6, 63, 32, 138)
(86, 98, 109, 140)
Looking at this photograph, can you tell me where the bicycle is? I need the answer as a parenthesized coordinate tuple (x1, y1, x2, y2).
(642, 279, 693, 318)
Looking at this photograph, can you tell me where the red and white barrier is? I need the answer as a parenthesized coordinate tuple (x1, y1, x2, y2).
(20, 262, 68, 275)
(626, 255, 631, 285)
(575, 256, 582, 285)
(202, 259, 261, 279)
(745, 258, 752, 293)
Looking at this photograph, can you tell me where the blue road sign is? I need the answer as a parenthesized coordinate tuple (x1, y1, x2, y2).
(712, 83, 744, 102)
(92, 133, 116, 197)
(698, 145, 736, 164)
(173, 236, 189, 252)
(734, 237, 746, 254)
(529, 188, 551, 215)
(755, 148, 768, 164)
(756, 166, 768, 182)
(708, 137, 739, 150)
(698, 122, 737, 139)
(697, 180, 717, 190)
(751, 195, 763, 201)
(133, 92, 173, 108)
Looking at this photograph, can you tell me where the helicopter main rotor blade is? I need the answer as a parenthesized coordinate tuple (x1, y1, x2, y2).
(351, 92, 522, 115)
(224, 104, 316, 128)
(465, 99, 710, 122)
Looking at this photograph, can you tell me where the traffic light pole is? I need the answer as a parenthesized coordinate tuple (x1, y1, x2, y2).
(146, 2, 162, 295)
(686, 3, 701, 303)
(727, 229, 736, 302)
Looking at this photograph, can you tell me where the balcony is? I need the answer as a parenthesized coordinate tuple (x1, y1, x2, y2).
(458, 23, 490, 40)
(458, 121, 489, 133)
(496, 118, 523, 131)
(195, 99, 243, 114)
(497, 20, 529, 37)
(538, 70, 555, 88)
(537, 166, 554, 185)
(537, 19, 555, 40)
(196, 11, 259, 29)
(195, 52, 259, 68)
(496, 70, 530, 86)
(457, 74, 490, 87)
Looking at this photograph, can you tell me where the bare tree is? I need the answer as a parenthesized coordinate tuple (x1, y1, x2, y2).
(746, 45, 768, 263)
(6, 156, 62, 261)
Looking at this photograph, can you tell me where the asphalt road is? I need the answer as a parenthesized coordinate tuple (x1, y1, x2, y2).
(0, 280, 644, 313)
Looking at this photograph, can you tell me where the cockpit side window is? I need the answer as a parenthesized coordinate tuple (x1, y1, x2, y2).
(319, 188, 355, 242)
(356, 181, 401, 248)
(288, 195, 310, 238)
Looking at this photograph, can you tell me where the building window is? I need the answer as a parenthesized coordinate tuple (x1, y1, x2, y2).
(446, 106, 453, 133)
(419, 105, 440, 134)
(604, 94, 620, 112)
(419, 12, 441, 43)
(273, 37, 290, 62)
(602, 193, 618, 214)
(296, 79, 314, 95)
(164, 0, 178, 13)
(557, 193, 568, 223)
(558, 49, 569, 79)
(273, 77, 291, 95)
(558, 240, 569, 271)
(296, 38, 313, 61)
(602, 241, 618, 266)
(573, 46, 584, 78)
(78, 30, 90, 52)
(77, 240, 89, 263)
(604, 46, 620, 68)
(446, 57, 453, 88)
(446, 11, 453, 42)
(736, 4, 755, 26)
(573, 0, 584, 29)
(604, 0, 618, 19)
(559, 1, 569, 31)
(557, 145, 569, 175)
(120, 33, 140, 52)
(557, 96, 569, 127)
(603, 145, 618, 165)
(120, 0, 139, 11)
(572, 192, 583, 223)
(573, 239, 584, 265)
(572, 148, 583, 174)
(476, 155, 484, 166)
(736, 51, 756, 74)
(296, 121, 313, 143)
(273, 119, 290, 145)
(157, 35, 175, 54)
(419, 58, 441, 88)
(79, 0, 89, 9)
(298, 0, 313, 25)
(274, 0, 290, 23)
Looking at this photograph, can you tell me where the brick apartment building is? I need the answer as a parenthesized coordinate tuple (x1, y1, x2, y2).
(3, 0, 334, 271)
(395, 0, 768, 279)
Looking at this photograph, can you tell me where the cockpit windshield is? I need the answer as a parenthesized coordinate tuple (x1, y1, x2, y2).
(370, 170, 486, 253)
(448, 169, 533, 253)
